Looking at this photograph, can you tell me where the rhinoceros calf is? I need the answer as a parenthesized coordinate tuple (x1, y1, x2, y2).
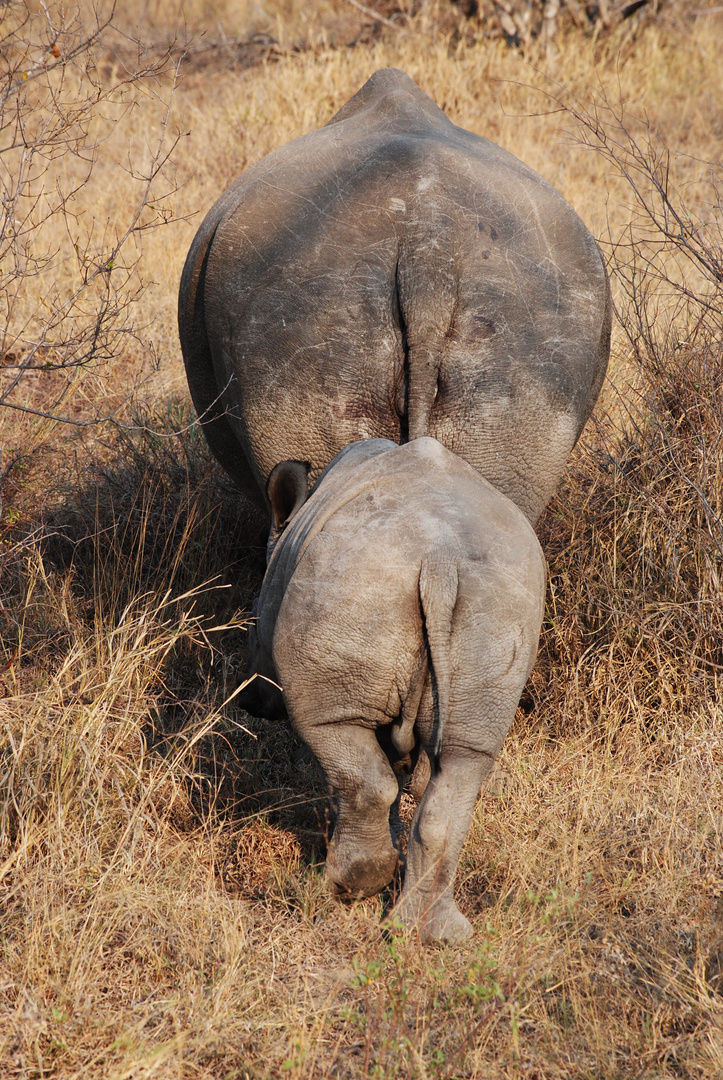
(240, 437, 546, 943)
(179, 67, 611, 527)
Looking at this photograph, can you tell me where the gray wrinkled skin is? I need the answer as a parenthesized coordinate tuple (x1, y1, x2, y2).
(242, 438, 546, 943)
(179, 67, 611, 526)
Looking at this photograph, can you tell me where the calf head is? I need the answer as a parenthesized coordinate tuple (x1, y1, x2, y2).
(237, 602, 288, 720)
(238, 459, 310, 721)
(265, 459, 309, 562)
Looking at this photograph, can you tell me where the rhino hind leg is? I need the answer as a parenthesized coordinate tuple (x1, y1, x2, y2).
(393, 749, 494, 944)
(302, 721, 402, 900)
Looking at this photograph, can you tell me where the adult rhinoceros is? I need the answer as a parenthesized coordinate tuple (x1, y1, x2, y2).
(179, 67, 610, 525)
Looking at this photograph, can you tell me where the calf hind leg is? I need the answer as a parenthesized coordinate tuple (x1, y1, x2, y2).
(394, 749, 494, 943)
(302, 722, 401, 899)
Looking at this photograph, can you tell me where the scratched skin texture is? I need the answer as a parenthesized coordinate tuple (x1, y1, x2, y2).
(178, 67, 611, 526)
(240, 438, 546, 943)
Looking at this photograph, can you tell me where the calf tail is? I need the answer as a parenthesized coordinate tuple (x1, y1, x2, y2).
(418, 548, 458, 766)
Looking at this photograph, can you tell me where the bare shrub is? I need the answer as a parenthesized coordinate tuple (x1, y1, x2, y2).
(462, 0, 691, 45)
(0, 0, 181, 502)
(354, 0, 697, 51)
(533, 89, 723, 734)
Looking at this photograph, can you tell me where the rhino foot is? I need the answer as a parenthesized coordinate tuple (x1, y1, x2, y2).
(393, 894, 473, 944)
(326, 843, 401, 900)
(419, 904, 473, 944)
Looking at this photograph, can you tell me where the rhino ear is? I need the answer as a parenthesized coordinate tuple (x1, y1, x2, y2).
(266, 460, 310, 532)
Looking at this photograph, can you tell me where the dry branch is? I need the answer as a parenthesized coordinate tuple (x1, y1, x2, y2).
(0, 1, 183, 439)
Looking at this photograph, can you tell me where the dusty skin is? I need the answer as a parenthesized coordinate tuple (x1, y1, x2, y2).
(241, 438, 546, 943)
(178, 67, 611, 526)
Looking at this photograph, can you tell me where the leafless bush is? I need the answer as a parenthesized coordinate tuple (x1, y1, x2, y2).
(472, 0, 670, 46)
(533, 89, 723, 733)
(0, 0, 181, 462)
(376, 0, 690, 48)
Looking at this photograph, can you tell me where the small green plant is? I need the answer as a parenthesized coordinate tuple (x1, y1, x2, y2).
(345, 922, 419, 1079)
(458, 949, 505, 1011)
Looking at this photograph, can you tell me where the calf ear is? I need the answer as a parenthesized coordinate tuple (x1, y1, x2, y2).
(267, 460, 310, 532)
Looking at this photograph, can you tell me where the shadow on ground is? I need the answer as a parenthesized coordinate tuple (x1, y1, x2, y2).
(31, 403, 331, 876)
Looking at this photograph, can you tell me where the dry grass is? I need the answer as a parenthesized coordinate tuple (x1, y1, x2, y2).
(1, 3, 723, 1077)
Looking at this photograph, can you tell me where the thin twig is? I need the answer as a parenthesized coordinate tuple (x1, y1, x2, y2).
(345, 0, 407, 33)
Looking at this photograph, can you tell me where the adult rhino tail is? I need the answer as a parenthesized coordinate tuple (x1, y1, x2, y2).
(396, 239, 456, 443)
(406, 345, 442, 441)
(418, 548, 458, 766)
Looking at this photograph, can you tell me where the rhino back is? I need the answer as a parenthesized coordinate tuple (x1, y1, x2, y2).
(183, 69, 609, 521)
(271, 439, 545, 727)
